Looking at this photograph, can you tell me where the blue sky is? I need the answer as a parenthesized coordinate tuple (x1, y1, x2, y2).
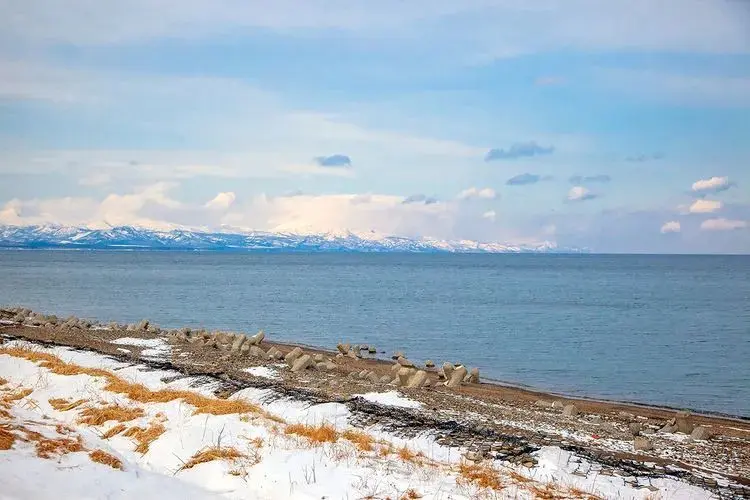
(0, 0, 749, 253)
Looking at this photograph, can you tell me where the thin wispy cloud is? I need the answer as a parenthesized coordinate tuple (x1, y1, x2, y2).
(569, 174, 611, 184)
(625, 153, 664, 163)
(660, 221, 681, 234)
(484, 142, 554, 162)
(700, 218, 747, 231)
(506, 173, 542, 186)
(457, 187, 497, 200)
(402, 194, 438, 205)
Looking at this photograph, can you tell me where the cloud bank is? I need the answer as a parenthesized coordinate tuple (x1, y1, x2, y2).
(484, 142, 554, 162)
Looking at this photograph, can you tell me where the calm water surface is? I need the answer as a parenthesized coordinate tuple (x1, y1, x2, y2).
(1, 251, 748, 416)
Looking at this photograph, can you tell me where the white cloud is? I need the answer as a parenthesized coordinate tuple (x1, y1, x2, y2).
(567, 186, 596, 202)
(688, 199, 722, 214)
(482, 210, 496, 221)
(692, 176, 733, 194)
(700, 218, 747, 232)
(660, 221, 681, 234)
(205, 192, 236, 210)
(279, 163, 356, 178)
(457, 187, 497, 200)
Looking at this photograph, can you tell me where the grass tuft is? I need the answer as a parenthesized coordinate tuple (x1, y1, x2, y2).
(89, 449, 123, 470)
(0, 377, 7, 386)
(457, 462, 504, 491)
(77, 403, 144, 426)
(401, 489, 423, 499)
(48, 398, 88, 412)
(122, 421, 166, 454)
(101, 423, 127, 439)
(285, 423, 338, 443)
(3, 388, 33, 403)
(342, 429, 374, 451)
(181, 446, 245, 470)
(0, 425, 15, 450)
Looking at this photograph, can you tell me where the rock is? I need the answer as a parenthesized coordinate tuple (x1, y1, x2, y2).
(247, 331, 265, 345)
(397, 357, 415, 368)
(589, 415, 603, 425)
(367, 371, 380, 384)
(147, 323, 160, 334)
(675, 411, 694, 434)
(633, 436, 654, 451)
(313, 354, 324, 363)
(466, 367, 480, 384)
(230, 334, 246, 354)
(690, 426, 713, 441)
(379, 375, 391, 384)
(535, 400, 553, 408)
(463, 451, 481, 462)
(562, 404, 579, 417)
(397, 367, 412, 386)
(368, 346, 377, 354)
(446, 365, 467, 388)
(240, 343, 251, 355)
(442, 362, 454, 381)
(291, 354, 313, 372)
(136, 319, 149, 331)
(618, 411, 635, 419)
(551, 400, 564, 410)
(424, 379, 432, 388)
(336, 343, 351, 354)
(659, 424, 678, 434)
(406, 370, 428, 388)
(629, 423, 642, 435)
(346, 350, 358, 359)
(391, 377, 402, 387)
(392, 351, 404, 360)
(391, 364, 401, 373)
(285, 347, 304, 366)
(425, 360, 435, 368)
(249, 345, 265, 358)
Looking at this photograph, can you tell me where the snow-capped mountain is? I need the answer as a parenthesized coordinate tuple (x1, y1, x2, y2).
(0, 224, 575, 253)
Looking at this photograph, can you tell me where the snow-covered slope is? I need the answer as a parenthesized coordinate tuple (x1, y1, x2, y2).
(0, 224, 577, 253)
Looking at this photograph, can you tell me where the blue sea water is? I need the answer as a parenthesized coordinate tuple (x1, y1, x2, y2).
(1, 250, 748, 417)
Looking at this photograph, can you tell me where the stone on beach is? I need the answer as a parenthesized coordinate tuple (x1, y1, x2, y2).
(633, 436, 654, 451)
(230, 334, 246, 354)
(562, 404, 579, 417)
(249, 345, 265, 358)
(368, 346, 377, 354)
(407, 370, 428, 388)
(397, 367, 412, 386)
(336, 343, 350, 355)
(425, 360, 435, 369)
(466, 367, 480, 384)
(675, 411, 695, 434)
(379, 375, 391, 384)
(397, 357, 415, 368)
(446, 365, 467, 388)
(391, 351, 404, 360)
(285, 347, 304, 366)
(291, 354, 313, 372)
(136, 319, 149, 331)
(535, 400, 553, 408)
(247, 331, 265, 345)
(551, 401, 564, 410)
(690, 426, 713, 441)
(441, 362, 454, 381)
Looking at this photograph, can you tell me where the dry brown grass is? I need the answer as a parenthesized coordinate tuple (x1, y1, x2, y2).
(342, 429, 374, 451)
(0, 425, 15, 450)
(89, 449, 123, 470)
(3, 388, 33, 403)
(77, 403, 144, 426)
(122, 421, 166, 454)
(397, 445, 417, 462)
(24, 429, 84, 459)
(1, 347, 271, 420)
(101, 423, 127, 439)
(401, 489, 423, 499)
(285, 423, 338, 443)
(181, 446, 245, 470)
(48, 398, 88, 411)
(457, 462, 504, 491)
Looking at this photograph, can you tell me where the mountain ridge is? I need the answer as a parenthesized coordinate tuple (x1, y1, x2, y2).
(0, 224, 581, 253)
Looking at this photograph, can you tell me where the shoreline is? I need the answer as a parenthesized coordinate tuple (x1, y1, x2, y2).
(2, 308, 749, 497)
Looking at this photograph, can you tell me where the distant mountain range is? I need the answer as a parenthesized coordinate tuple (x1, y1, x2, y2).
(0, 224, 578, 253)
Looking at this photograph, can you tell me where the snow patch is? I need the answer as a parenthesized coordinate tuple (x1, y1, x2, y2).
(355, 390, 422, 409)
(243, 366, 280, 380)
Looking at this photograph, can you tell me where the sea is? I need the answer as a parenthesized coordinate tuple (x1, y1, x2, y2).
(1, 250, 748, 417)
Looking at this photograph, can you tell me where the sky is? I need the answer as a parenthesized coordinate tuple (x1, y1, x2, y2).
(0, 0, 749, 253)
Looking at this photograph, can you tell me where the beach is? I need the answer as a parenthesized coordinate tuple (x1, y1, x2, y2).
(1, 308, 748, 499)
